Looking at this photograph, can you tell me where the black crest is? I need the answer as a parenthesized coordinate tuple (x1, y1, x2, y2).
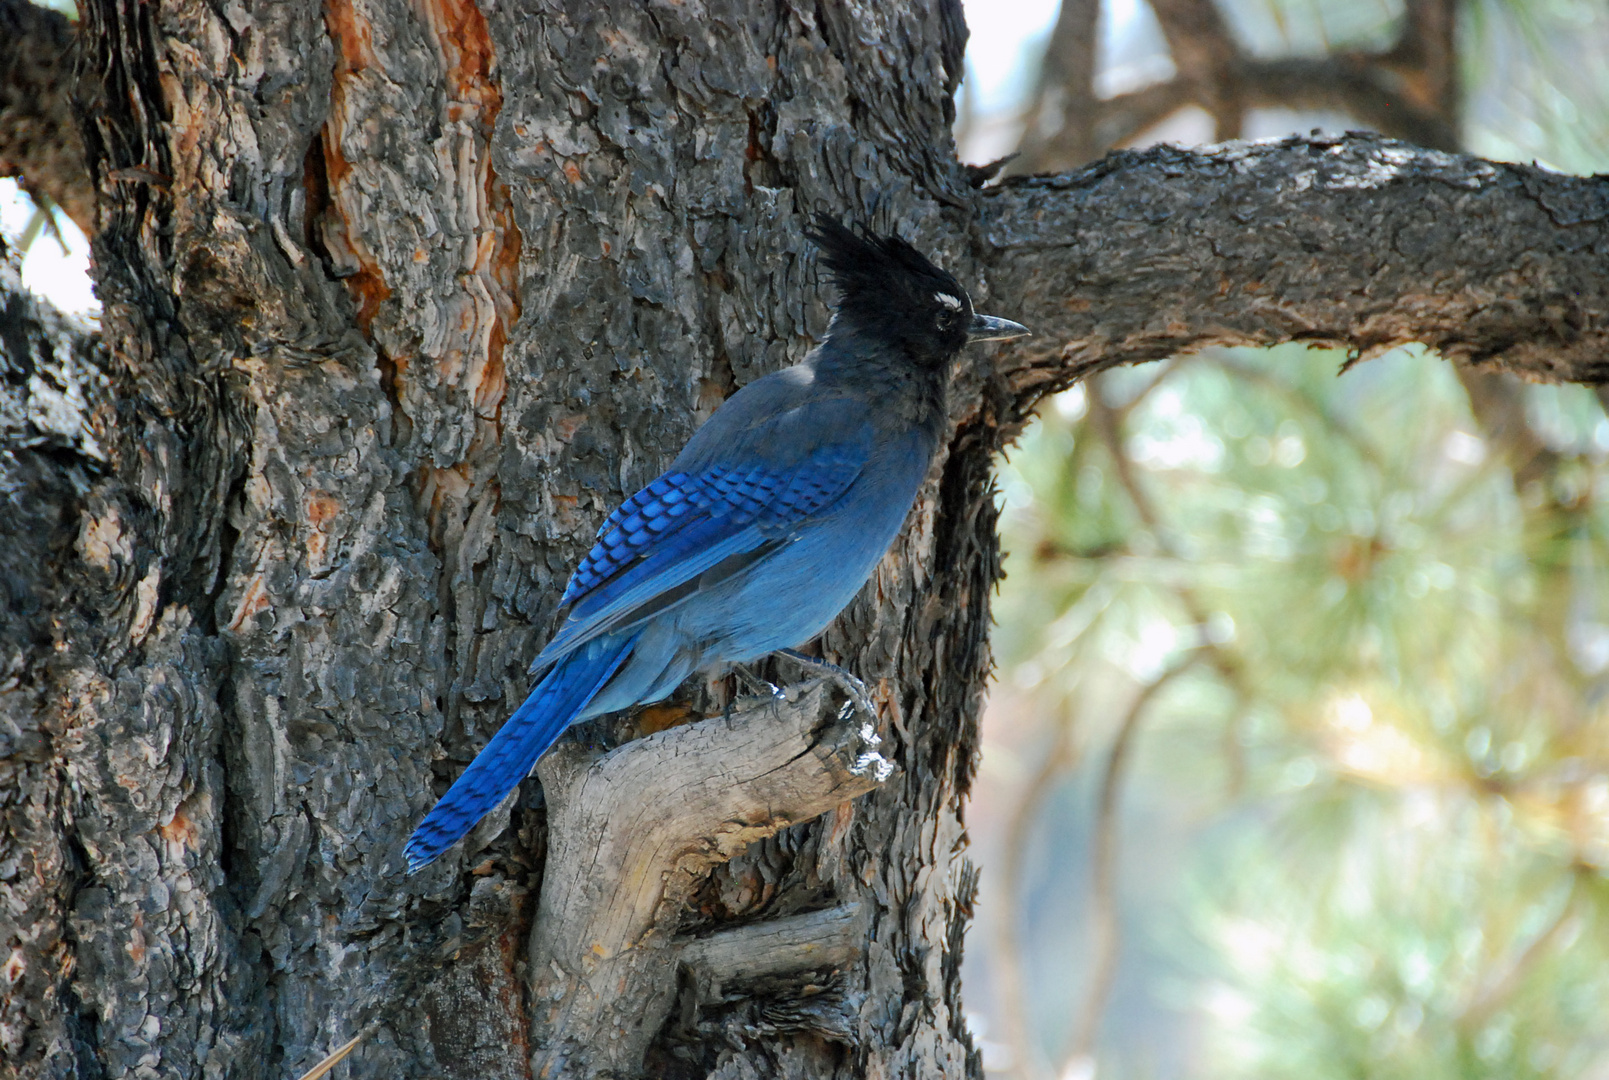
(806, 218, 974, 363)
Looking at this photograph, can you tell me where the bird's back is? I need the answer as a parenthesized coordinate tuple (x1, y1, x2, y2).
(402, 220, 1024, 871)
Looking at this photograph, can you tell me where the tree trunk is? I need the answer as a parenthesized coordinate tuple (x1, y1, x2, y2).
(3, 1, 1607, 1079)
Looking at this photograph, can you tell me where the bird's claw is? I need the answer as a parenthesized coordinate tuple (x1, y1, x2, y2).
(828, 676, 879, 728)
(777, 649, 880, 727)
(731, 664, 785, 701)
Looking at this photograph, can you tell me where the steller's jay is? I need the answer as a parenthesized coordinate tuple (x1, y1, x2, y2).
(404, 220, 1030, 870)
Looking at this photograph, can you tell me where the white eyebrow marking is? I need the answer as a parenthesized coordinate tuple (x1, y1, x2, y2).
(935, 292, 963, 311)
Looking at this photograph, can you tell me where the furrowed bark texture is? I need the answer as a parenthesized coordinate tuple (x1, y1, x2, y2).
(4, 2, 1608, 1080)
(0, 253, 106, 1073)
(983, 136, 1609, 405)
(10, 0, 989, 1077)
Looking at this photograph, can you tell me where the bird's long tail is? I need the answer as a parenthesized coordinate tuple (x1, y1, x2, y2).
(403, 632, 639, 871)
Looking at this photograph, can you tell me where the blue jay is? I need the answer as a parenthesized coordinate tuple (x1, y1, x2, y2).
(404, 220, 1029, 870)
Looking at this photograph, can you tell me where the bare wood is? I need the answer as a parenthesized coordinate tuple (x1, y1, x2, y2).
(527, 683, 891, 1078)
(679, 903, 867, 1001)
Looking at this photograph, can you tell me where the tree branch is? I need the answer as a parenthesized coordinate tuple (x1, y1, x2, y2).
(981, 133, 1609, 418)
(526, 683, 893, 1079)
(1389, 0, 1460, 128)
(995, 702, 1082, 1080)
(1238, 56, 1458, 152)
(1060, 662, 1191, 1077)
(1457, 869, 1587, 1034)
(1146, 0, 1243, 139)
(1014, 0, 1101, 174)
(1090, 79, 1194, 155)
(679, 901, 866, 1002)
(0, 0, 94, 235)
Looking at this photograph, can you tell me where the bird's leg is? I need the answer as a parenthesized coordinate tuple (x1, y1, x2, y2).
(776, 648, 879, 727)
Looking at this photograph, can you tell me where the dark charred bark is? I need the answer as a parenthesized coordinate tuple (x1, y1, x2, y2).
(2, 2, 1607, 1080)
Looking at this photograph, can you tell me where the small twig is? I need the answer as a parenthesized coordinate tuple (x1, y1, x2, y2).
(1060, 661, 1194, 1074)
(293, 1022, 380, 1080)
(1458, 869, 1587, 1034)
(995, 700, 1084, 1080)
(1013, 0, 1101, 172)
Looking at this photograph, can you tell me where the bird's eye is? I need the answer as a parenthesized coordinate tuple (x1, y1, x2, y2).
(936, 310, 957, 330)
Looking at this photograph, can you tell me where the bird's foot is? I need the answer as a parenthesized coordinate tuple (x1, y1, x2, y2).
(777, 648, 879, 727)
(731, 663, 786, 701)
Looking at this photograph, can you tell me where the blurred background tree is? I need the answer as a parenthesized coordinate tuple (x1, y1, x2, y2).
(953, 1, 1609, 1078)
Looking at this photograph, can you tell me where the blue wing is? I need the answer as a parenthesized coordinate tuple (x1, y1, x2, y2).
(533, 424, 872, 673)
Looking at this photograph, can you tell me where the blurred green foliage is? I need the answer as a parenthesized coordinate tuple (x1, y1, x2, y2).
(975, 1, 1609, 1075)
(991, 344, 1609, 1075)
(991, 338, 1609, 1075)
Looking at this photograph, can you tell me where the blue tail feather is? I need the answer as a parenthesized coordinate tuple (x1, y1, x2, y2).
(403, 633, 639, 871)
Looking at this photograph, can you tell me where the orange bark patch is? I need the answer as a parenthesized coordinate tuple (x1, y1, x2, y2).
(227, 574, 271, 632)
(420, 462, 478, 544)
(2, 949, 24, 985)
(476, 331, 508, 418)
(306, 492, 341, 525)
(636, 703, 700, 736)
(324, 0, 376, 73)
(428, 0, 495, 105)
(160, 806, 201, 849)
(495, 926, 533, 1060)
(553, 413, 586, 443)
(322, 0, 392, 337)
(418, 0, 522, 435)
(127, 914, 146, 964)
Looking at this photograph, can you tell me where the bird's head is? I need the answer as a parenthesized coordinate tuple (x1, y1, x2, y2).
(807, 218, 1030, 367)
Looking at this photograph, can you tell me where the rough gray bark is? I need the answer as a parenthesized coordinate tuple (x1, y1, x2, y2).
(986, 136, 1609, 406)
(0, 249, 108, 1075)
(2, 2, 1608, 1080)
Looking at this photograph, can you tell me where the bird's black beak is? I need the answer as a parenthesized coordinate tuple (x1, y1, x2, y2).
(967, 313, 1032, 343)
